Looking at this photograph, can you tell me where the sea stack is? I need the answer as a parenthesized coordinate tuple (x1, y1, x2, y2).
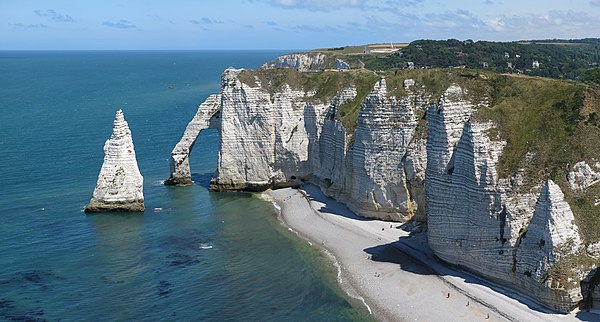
(85, 109, 145, 212)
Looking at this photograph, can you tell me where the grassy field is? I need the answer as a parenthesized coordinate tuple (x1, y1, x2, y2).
(313, 43, 409, 55)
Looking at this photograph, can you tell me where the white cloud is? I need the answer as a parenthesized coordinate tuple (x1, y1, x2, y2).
(486, 17, 505, 31)
(421, 9, 485, 29)
(353, 8, 599, 42)
(190, 18, 224, 25)
(449, 10, 597, 41)
(272, 0, 360, 9)
(264, 0, 423, 11)
(34, 9, 74, 23)
(103, 20, 136, 29)
(10, 23, 48, 28)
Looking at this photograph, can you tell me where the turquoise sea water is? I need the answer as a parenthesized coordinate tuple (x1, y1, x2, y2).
(0, 51, 370, 321)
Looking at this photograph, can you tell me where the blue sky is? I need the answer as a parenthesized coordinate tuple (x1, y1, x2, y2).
(1, 0, 600, 50)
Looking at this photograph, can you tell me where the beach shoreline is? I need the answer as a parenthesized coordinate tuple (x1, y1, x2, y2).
(268, 184, 592, 322)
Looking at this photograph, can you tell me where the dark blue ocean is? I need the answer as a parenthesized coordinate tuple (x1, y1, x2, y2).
(0, 51, 371, 321)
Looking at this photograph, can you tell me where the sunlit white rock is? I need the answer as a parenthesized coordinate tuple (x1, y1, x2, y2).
(86, 110, 144, 212)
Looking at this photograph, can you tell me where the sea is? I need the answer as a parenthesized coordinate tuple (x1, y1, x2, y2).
(0, 51, 372, 321)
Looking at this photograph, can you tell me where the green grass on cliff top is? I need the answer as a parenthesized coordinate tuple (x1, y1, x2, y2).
(472, 75, 600, 243)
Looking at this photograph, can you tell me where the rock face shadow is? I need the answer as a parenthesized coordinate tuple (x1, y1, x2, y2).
(364, 242, 434, 276)
(575, 311, 600, 321)
(191, 172, 214, 189)
(364, 236, 566, 316)
(579, 267, 600, 315)
(298, 184, 371, 222)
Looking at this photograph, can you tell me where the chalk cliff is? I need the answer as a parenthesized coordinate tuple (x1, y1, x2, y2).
(424, 86, 587, 311)
(86, 110, 144, 212)
(169, 59, 600, 312)
(345, 78, 419, 220)
(170, 67, 428, 220)
(165, 94, 221, 185)
(568, 161, 600, 193)
(261, 53, 327, 71)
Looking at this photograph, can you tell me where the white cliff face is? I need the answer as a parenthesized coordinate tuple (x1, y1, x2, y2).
(315, 116, 348, 196)
(172, 69, 427, 220)
(425, 85, 474, 181)
(309, 87, 356, 196)
(346, 78, 418, 221)
(512, 180, 584, 311)
(427, 113, 513, 278)
(567, 161, 600, 193)
(425, 86, 586, 312)
(403, 79, 428, 222)
(405, 138, 427, 222)
(212, 68, 335, 190)
(86, 110, 144, 212)
(516, 180, 583, 299)
(312, 80, 429, 221)
(335, 58, 350, 70)
(215, 68, 275, 190)
(262, 53, 327, 72)
(166, 94, 220, 185)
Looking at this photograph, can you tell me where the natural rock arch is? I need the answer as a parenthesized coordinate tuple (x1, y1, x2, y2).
(165, 94, 221, 185)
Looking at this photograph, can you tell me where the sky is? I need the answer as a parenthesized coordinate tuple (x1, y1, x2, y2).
(1, 0, 600, 50)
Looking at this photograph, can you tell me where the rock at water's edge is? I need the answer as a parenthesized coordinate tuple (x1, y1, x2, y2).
(165, 94, 221, 185)
(85, 109, 144, 212)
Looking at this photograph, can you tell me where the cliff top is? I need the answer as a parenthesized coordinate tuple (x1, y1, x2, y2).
(267, 38, 600, 85)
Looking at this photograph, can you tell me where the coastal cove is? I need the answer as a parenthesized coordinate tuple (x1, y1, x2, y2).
(0, 51, 371, 321)
(168, 48, 600, 317)
(4, 0, 600, 319)
(270, 185, 598, 321)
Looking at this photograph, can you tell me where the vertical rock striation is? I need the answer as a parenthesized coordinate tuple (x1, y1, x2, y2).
(514, 180, 583, 310)
(210, 68, 331, 191)
(86, 110, 144, 212)
(424, 86, 586, 311)
(345, 78, 418, 220)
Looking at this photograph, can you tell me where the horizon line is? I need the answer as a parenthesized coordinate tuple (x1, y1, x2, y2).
(0, 48, 304, 51)
(2, 37, 598, 52)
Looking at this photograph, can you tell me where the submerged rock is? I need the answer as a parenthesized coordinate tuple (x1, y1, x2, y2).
(85, 109, 144, 212)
